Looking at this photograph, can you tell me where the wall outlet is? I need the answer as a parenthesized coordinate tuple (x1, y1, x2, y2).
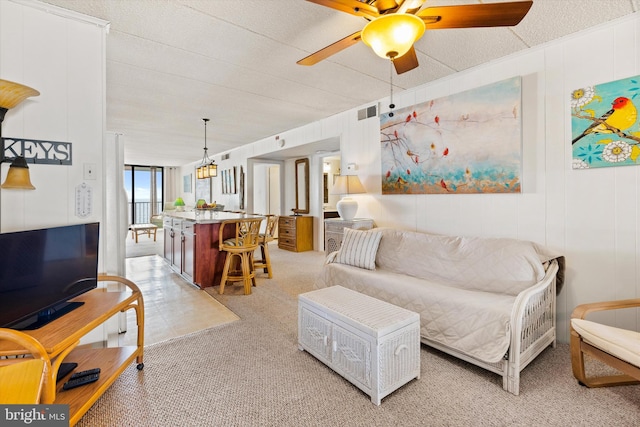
(346, 163, 357, 171)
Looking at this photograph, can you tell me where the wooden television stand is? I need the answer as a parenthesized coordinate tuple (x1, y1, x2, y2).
(0, 275, 144, 426)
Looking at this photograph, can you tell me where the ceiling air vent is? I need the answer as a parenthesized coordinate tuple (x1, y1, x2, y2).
(357, 105, 377, 121)
(221, 153, 230, 160)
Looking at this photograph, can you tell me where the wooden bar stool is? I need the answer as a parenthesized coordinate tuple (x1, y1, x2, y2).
(253, 214, 278, 278)
(218, 217, 263, 295)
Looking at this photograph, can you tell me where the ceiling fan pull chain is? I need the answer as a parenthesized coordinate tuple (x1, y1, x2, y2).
(389, 59, 395, 117)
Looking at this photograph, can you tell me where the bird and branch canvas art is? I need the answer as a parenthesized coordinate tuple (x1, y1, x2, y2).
(571, 75, 640, 169)
(380, 76, 522, 194)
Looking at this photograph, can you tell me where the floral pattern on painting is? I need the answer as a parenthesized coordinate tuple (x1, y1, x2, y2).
(571, 75, 640, 169)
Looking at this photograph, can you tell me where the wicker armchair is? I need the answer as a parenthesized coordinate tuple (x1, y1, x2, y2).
(570, 298, 640, 388)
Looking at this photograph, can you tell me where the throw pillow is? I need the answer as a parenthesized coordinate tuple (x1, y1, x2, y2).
(333, 228, 382, 270)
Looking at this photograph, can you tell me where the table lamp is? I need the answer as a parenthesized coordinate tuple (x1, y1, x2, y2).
(174, 197, 185, 212)
(331, 175, 366, 221)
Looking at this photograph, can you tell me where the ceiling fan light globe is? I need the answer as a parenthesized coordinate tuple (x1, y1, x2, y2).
(361, 14, 425, 59)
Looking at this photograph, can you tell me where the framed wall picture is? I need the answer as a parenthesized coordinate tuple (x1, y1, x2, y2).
(380, 76, 522, 194)
(226, 169, 231, 194)
(183, 174, 192, 193)
(239, 166, 245, 209)
(221, 169, 227, 194)
(231, 166, 237, 194)
(195, 176, 211, 202)
(571, 75, 640, 169)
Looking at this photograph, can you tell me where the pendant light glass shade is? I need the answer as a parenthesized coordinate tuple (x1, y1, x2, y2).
(1, 157, 35, 190)
(361, 14, 425, 59)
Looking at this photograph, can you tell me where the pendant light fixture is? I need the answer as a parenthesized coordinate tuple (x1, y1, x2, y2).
(196, 118, 217, 179)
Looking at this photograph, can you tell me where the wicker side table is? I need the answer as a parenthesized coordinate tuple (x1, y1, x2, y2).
(324, 218, 375, 255)
(298, 286, 420, 405)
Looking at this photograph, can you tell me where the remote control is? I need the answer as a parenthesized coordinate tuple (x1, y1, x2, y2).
(69, 368, 101, 380)
(62, 373, 100, 390)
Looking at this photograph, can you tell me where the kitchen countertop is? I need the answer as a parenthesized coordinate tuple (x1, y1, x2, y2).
(164, 211, 263, 224)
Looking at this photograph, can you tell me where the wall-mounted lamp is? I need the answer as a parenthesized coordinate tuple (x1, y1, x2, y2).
(0, 79, 40, 190)
(330, 175, 366, 221)
(196, 118, 217, 179)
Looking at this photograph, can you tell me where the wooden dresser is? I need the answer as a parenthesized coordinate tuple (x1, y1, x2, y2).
(278, 215, 313, 252)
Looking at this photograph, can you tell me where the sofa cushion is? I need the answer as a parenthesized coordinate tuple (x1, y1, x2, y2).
(315, 263, 516, 364)
(333, 228, 382, 270)
(571, 318, 640, 368)
(375, 228, 545, 296)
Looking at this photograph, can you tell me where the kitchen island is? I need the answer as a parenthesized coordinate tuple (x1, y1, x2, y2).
(163, 211, 263, 289)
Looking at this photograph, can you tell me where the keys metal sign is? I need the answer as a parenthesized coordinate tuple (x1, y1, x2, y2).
(1, 137, 72, 165)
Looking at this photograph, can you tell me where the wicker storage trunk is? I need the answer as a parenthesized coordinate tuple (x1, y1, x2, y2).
(298, 286, 420, 405)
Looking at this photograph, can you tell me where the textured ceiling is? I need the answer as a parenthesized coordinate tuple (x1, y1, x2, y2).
(38, 0, 640, 166)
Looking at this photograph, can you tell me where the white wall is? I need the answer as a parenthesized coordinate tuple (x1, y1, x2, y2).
(176, 12, 640, 343)
(1, 1, 114, 342)
(1, 1, 106, 236)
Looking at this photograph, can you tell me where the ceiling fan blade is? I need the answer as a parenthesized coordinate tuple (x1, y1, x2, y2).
(417, 1, 533, 29)
(297, 31, 362, 66)
(305, 0, 379, 19)
(393, 46, 419, 74)
(395, 0, 426, 15)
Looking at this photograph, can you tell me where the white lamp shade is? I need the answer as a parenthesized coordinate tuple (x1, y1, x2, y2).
(331, 175, 366, 195)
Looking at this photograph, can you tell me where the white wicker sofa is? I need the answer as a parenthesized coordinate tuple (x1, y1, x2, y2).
(314, 227, 563, 395)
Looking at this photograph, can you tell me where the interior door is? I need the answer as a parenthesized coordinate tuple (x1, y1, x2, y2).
(268, 165, 280, 215)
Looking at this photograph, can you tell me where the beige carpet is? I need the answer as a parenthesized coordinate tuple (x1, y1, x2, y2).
(77, 244, 640, 426)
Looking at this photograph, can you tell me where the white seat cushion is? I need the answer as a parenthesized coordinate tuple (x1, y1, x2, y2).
(571, 318, 640, 368)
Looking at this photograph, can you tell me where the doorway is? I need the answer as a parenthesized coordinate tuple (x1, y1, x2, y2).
(252, 162, 281, 215)
(321, 155, 341, 216)
(124, 165, 164, 225)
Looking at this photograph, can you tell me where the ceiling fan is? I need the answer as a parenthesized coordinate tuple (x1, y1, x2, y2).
(298, 0, 534, 74)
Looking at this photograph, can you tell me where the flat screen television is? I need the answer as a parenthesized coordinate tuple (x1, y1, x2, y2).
(0, 222, 100, 330)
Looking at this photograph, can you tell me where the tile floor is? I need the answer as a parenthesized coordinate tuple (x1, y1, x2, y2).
(120, 255, 239, 346)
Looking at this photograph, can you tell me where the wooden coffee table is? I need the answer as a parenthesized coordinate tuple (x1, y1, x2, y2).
(130, 223, 158, 243)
